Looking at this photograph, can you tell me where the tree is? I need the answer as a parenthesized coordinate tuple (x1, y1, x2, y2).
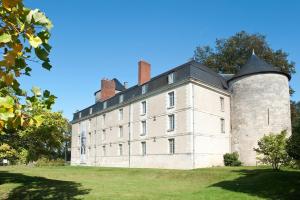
(287, 101, 300, 162)
(0, 0, 56, 162)
(18, 110, 69, 162)
(254, 130, 290, 170)
(193, 31, 295, 77)
(0, 0, 55, 133)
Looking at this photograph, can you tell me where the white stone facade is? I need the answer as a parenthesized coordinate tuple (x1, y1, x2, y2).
(71, 69, 291, 169)
(71, 80, 232, 169)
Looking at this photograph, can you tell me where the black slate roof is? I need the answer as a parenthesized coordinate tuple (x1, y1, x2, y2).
(72, 60, 228, 122)
(229, 54, 291, 81)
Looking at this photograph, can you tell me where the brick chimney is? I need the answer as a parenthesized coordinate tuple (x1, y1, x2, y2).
(138, 60, 151, 85)
(100, 79, 116, 101)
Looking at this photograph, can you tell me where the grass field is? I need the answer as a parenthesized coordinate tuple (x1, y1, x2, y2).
(0, 166, 299, 200)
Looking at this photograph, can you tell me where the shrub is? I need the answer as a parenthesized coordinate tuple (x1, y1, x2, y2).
(254, 130, 290, 170)
(223, 152, 242, 166)
(35, 157, 65, 167)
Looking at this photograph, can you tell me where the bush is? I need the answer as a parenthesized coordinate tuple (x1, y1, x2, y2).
(254, 130, 290, 170)
(223, 152, 242, 166)
(35, 157, 65, 167)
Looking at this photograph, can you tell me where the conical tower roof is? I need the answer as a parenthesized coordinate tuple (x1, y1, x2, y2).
(229, 53, 291, 81)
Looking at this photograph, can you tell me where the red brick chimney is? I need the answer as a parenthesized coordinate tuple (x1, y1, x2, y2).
(138, 60, 151, 85)
(100, 79, 116, 101)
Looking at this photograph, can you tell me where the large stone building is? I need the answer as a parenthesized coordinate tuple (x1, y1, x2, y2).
(71, 53, 291, 169)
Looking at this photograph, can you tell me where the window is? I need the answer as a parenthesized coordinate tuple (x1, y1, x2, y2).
(119, 94, 124, 103)
(119, 144, 123, 156)
(141, 101, 147, 115)
(141, 120, 147, 136)
(220, 97, 224, 112)
(221, 118, 225, 133)
(168, 73, 174, 84)
(102, 145, 106, 156)
(80, 132, 86, 155)
(168, 114, 175, 131)
(119, 126, 123, 137)
(103, 101, 107, 109)
(119, 108, 123, 120)
(142, 84, 148, 94)
(168, 92, 175, 108)
(89, 107, 93, 114)
(168, 139, 175, 154)
(141, 142, 146, 156)
(103, 114, 106, 125)
(79, 112, 82, 118)
(102, 129, 106, 140)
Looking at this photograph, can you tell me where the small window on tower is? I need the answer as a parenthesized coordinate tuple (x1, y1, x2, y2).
(103, 101, 107, 109)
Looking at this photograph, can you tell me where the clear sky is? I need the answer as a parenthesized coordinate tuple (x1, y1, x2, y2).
(22, 0, 300, 120)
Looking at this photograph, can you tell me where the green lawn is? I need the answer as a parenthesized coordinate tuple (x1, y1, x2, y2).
(0, 166, 299, 200)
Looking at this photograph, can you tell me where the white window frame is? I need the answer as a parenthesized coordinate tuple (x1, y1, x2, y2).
(119, 126, 123, 137)
(168, 114, 175, 131)
(103, 101, 107, 109)
(141, 141, 146, 156)
(102, 129, 106, 140)
(79, 112, 82, 118)
(119, 108, 123, 120)
(220, 97, 224, 112)
(141, 101, 147, 115)
(168, 91, 175, 108)
(221, 118, 225, 133)
(168, 138, 175, 154)
(141, 120, 147, 136)
(119, 144, 123, 156)
(89, 107, 93, 114)
(168, 73, 174, 84)
(102, 145, 106, 156)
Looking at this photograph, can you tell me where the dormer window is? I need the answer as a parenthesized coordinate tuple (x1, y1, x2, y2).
(142, 84, 148, 94)
(79, 112, 82, 118)
(89, 107, 93, 114)
(168, 73, 174, 84)
(119, 94, 124, 103)
(103, 101, 107, 109)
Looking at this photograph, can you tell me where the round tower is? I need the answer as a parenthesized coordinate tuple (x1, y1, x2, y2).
(228, 53, 291, 166)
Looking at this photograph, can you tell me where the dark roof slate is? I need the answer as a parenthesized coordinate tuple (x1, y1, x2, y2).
(229, 54, 291, 81)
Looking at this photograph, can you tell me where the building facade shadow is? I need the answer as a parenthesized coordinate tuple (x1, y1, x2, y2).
(210, 168, 300, 200)
(0, 171, 90, 200)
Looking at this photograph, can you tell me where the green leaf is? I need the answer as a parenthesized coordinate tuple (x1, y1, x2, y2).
(31, 86, 42, 96)
(0, 112, 15, 121)
(0, 33, 12, 43)
(29, 35, 42, 48)
(35, 47, 49, 61)
(0, 96, 14, 109)
(27, 9, 53, 30)
(42, 61, 52, 70)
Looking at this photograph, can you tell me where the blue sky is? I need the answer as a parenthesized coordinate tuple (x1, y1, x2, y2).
(23, 0, 300, 120)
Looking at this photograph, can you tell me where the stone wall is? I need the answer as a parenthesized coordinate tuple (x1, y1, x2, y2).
(229, 73, 291, 166)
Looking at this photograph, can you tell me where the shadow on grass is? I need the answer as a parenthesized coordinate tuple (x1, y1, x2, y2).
(210, 168, 300, 200)
(0, 171, 90, 200)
